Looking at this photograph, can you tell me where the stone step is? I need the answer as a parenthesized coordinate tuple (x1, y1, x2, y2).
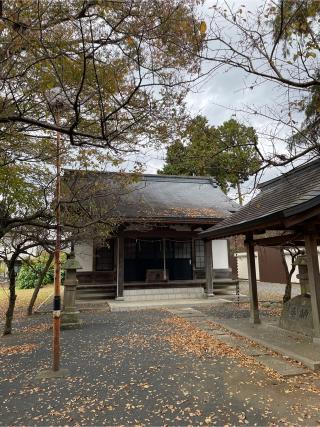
(77, 287, 116, 294)
(77, 284, 116, 290)
(76, 300, 110, 311)
(253, 354, 309, 377)
(76, 292, 115, 300)
(124, 287, 205, 302)
(124, 294, 205, 301)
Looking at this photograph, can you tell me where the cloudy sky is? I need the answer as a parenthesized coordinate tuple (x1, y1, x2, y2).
(134, 0, 311, 202)
(142, 68, 284, 201)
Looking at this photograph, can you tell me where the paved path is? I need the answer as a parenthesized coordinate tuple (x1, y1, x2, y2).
(1, 310, 320, 426)
(169, 307, 319, 372)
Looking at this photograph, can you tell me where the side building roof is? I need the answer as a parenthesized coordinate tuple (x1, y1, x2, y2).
(63, 170, 238, 224)
(200, 158, 320, 238)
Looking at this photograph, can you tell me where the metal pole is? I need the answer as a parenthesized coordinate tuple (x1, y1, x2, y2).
(53, 111, 61, 371)
(163, 238, 167, 280)
(116, 237, 120, 297)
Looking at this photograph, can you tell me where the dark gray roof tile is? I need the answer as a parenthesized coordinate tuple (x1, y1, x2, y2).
(64, 171, 238, 222)
(201, 159, 320, 238)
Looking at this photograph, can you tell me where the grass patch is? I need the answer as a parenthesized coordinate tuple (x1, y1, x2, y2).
(0, 283, 55, 321)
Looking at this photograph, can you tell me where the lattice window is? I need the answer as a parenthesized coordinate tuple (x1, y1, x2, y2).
(195, 239, 205, 269)
(95, 241, 114, 271)
(174, 241, 191, 259)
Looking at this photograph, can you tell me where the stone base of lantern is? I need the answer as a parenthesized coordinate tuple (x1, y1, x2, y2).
(61, 309, 82, 330)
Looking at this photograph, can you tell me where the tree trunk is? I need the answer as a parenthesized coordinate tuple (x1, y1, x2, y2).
(3, 257, 17, 335)
(283, 281, 292, 304)
(27, 252, 54, 316)
(281, 248, 299, 304)
(281, 248, 291, 304)
(237, 181, 243, 206)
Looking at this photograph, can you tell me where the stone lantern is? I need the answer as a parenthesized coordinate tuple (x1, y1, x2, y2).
(61, 255, 82, 329)
(294, 254, 309, 295)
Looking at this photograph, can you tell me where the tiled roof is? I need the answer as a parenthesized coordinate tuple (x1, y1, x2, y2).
(64, 171, 238, 223)
(201, 159, 320, 238)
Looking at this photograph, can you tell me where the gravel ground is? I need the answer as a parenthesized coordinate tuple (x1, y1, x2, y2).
(197, 301, 282, 320)
(198, 281, 302, 321)
(239, 280, 301, 301)
(1, 310, 320, 426)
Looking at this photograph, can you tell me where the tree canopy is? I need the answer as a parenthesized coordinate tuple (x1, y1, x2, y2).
(195, 0, 320, 166)
(0, 0, 207, 240)
(0, 0, 204, 151)
(159, 116, 261, 204)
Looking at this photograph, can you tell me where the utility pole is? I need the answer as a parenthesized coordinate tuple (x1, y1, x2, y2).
(53, 110, 61, 371)
(37, 88, 69, 379)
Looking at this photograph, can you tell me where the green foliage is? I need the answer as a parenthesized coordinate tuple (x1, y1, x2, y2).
(0, 0, 203, 149)
(0, 261, 7, 275)
(159, 116, 261, 198)
(0, 0, 205, 242)
(270, 1, 320, 154)
(272, 1, 320, 43)
(16, 256, 65, 289)
(17, 261, 53, 289)
(216, 119, 262, 189)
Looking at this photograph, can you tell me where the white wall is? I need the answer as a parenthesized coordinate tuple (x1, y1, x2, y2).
(236, 252, 260, 281)
(212, 239, 229, 269)
(75, 241, 93, 272)
(236, 249, 320, 283)
(284, 250, 320, 284)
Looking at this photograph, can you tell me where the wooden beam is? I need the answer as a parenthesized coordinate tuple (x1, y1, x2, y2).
(116, 236, 125, 299)
(284, 207, 320, 228)
(205, 240, 214, 297)
(304, 234, 320, 343)
(123, 229, 198, 239)
(245, 234, 260, 324)
(253, 233, 304, 247)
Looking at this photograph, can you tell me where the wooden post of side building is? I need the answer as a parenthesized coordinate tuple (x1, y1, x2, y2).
(116, 236, 124, 300)
(205, 239, 214, 297)
(304, 233, 320, 343)
(245, 234, 260, 324)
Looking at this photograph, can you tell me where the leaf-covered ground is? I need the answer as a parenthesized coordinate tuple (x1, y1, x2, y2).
(1, 309, 320, 426)
(0, 284, 54, 322)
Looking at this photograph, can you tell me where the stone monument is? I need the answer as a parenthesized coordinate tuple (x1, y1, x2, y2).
(295, 254, 309, 295)
(279, 254, 313, 336)
(61, 255, 82, 329)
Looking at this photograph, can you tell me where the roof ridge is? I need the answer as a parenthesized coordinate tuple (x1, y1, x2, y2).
(258, 158, 320, 190)
(63, 168, 217, 184)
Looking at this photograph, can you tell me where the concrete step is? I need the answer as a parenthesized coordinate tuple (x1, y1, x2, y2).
(77, 284, 116, 290)
(76, 300, 111, 312)
(253, 354, 308, 377)
(76, 292, 115, 300)
(77, 288, 116, 294)
(124, 287, 204, 302)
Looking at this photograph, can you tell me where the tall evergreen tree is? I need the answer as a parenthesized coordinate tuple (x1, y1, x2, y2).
(159, 116, 261, 204)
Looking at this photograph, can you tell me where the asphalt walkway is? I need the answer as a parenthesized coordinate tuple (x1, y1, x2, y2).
(2, 310, 320, 426)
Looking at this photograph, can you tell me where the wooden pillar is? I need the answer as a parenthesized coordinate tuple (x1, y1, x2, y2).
(205, 239, 214, 297)
(305, 234, 320, 343)
(245, 234, 260, 324)
(162, 238, 167, 280)
(116, 236, 124, 300)
(191, 238, 196, 280)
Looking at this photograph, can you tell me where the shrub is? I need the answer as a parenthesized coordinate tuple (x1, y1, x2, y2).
(16, 257, 65, 289)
